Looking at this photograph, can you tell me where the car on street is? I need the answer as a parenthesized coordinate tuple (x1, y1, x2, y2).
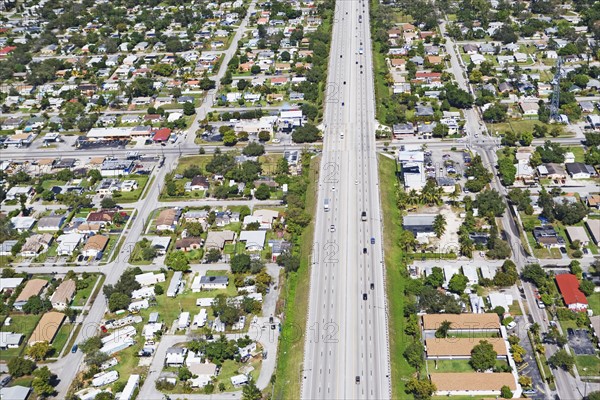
(363, 293, 367, 300)
(560, 247, 567, 254)
(71, 344, 78, 353)
(362, 248, 367, 254)
(330, 225, 335, 232)
(370, 237, 375, 244)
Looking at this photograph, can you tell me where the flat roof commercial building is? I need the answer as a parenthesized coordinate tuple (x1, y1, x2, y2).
(425, 337, 508, 359)
(430, 372, 517, 396)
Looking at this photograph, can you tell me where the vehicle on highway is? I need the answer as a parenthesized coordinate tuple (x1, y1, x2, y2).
(324, 198, 330, 212)
(355, 180, 358, 185)
(537, 300, 546, 309)
(71, 344, 78, 353)
(340, 132, 344, 139)
(362, 248, 367, 254)
(363, 293, 367, 300)
(359, 47, 363, 54)
(355, 376, 360, 384)
(361, 211, 367, 221)
(341, 102, 344, 106)
(330, 225, 335, 232)
(370, 283, 374, 290)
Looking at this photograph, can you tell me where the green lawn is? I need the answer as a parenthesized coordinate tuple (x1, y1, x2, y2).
(566, 147, 586, 163)
(575, 355, 600, 376)
(0, 314, 42, 362)
(587, 293, 600, 317)
(71, 274, 101, 307)
(446, 331, 500, 339)
(378, 155, 414, 398)
(426, 359, 509, 373)
(272, 158, 319, 400)
(51, 323, 73, 356)
(113, 175, 150, 202)
(487, 120, 573, 137)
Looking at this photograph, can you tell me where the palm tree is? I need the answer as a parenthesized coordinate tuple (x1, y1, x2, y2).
(435, 320, 452, 338)
(407, 189, 420, 206)
(433, 214, 447, 238)
(449, 186, 460, 206)
(460, 235, 475, 258)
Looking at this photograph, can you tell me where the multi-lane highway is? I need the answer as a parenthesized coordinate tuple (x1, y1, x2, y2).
(301, 0, 390, 399)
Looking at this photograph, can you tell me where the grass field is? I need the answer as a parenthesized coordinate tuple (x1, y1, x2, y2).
(0, 314, 42, 362)
(51, 323, 73, 356)
(427, 359, 509, 373)
(378, 155, 414, 398)
(575, 355, 600, 376)
(487, 120, 573, 138)
(272, 157, 319, 400)
(588, 292, 600, 316)
(71, 274, 101, 307)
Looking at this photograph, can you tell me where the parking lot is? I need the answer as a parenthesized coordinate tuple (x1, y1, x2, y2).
(424, 148, 466, 182)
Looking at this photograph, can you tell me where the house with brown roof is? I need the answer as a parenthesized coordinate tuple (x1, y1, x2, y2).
(28, 312, 65, 345)
(205, 230, 236, 250)
(82, 235, 109, 258)
(175, 237, 204, 252)
(587, 194, 600, 209)
(425, 337, 508, 359)
(20, 234, 53, 257)
(50, 279, 76, 310)
(14, 279, 48, 310)
(422, 313, 501, 332)
(156, 208, 180, 231)
(430, 372, 517, 396)
(87, 210, 116, 226)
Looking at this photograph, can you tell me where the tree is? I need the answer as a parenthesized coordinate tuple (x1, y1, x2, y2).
(548, 349, 574, 371)
(292, 123, 320, 143)
(448, 274, 469, 294)
(579, 280, 595, 296)
(475, 190, 506, 217)
(470, 340, 497, 371)
(518, 375, 532, 387)
(403, 341, 424, 369)
(79, 336, 102, 354)
(250, 65, 261, 75)
(27, 342, 52, 361)
(500, 385, 513, 399)
(444, 84, 474, 108)
(433, 214, 446, 238)
(178, 366, 192, 381)
(254, 184, 271, 200)
(32, 366, 55, 398)
(94, 393, 115, 400)
(497, 157, 516, 186)
(165, 251, 189, 271)
(205, 248, 222, 263)
(223, 131, 238, 146)
(519, 130, 533, 146)
(22, 295, 52, 314)
(406, 378, 436, 400)
(100, 197, 117, 209)
(242, 380, 262, 400)
(425, 267, 444, 288)
(276, 250, 300, 273)
(482, 103, 508, 122)
(183, 102, 196, 116)
(258, 131, 271, 142)
(154, 284, 164, 295)
(7, 357, 36, 377)
(108, 292, 130, 312)
(242, 142, 265, 157)
(435, 320, 452, 338)
(231, 254, 252, 274)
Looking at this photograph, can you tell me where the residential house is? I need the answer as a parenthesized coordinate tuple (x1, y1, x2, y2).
(194, 275, 229, 291)
(403, 215, 436, 238)
(205, 230, 236, 250)
(165, 347, 187, 366)
(36, 214, 66, 231)
(167, 271, 183, 297)
(185, 176, 210, 192)
(175, 237, 203, 252)
(50, 279, 76, 310)
(82, 235, 109, 258)
(556, 273, 588, 311)
(10, 216, 36, 233)
(0, 332, 24, 349)
(533, 226, 565, 248)
(566, 162, 592, 179)
(56, 233, 84, 256)
(135, 272, 166, 287)
(566, 226, 590, 247)
(238, 230, 267, 251)
(156, 209, 180, 231)
(188, 363, 218, 388)
(14, 279, 48, 310)
(21, 234, 53, 257)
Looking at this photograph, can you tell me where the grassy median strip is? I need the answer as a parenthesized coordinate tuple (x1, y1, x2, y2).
(378, 154, 414, 398)
(272, 157, 319, 400)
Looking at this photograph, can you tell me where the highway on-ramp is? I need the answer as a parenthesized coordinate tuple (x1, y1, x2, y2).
(301, 0, 391, 399)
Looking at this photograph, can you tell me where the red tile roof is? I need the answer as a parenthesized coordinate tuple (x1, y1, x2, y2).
(556, 273, 588, 306)
(152, 128, 171, 142)
(0, 46, 16, 55)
